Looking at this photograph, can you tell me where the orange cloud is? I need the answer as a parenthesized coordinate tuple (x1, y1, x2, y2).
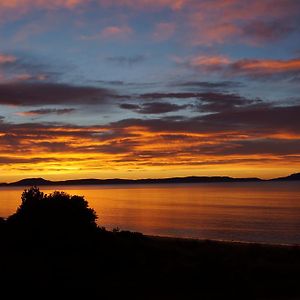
(229, 59, 300, 76)
(182, 55, 300, 78)
(187, 55, 231, 70)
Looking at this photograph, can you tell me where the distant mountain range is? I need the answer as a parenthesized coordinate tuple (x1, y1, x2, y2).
(0, 173, 299, 187)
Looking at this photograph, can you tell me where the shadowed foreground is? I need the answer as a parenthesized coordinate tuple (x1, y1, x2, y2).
(0, 187, 299, 299)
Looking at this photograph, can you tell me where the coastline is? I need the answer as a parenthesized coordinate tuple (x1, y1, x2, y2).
(146, 234, 300, 248)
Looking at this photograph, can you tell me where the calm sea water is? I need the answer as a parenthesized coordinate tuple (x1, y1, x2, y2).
(1, 182, 300, 245)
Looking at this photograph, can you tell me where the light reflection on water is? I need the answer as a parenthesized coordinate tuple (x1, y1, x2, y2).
(1, 182, 300, 244)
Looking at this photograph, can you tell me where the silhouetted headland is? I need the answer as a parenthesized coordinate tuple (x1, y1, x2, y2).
(1, 172, 299, 187)
(0, 187, 299, 298)
(271, 172, 300, 181)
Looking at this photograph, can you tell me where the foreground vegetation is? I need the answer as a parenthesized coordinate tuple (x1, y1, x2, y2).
(0, 187, 299, 299)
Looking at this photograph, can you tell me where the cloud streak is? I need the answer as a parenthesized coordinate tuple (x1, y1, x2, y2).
(0, 82, 115, 106)
(16, 108, 76, 117)
(120, 102, 189, 114)
(182, 55, 300, 79)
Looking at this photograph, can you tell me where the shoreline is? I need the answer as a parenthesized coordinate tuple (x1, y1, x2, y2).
(146, 234, 300, 249)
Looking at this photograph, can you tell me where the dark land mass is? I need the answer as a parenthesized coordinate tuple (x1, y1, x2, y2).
(271, 172, 300, 181)
(0, 172, 299, 187)
(0, 227, 299, 299)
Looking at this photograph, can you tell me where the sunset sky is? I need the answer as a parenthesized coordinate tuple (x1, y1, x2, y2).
(0, 0, 300, 182)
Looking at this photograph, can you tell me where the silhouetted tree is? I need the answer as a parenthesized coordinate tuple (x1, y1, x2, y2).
(7, 186, 98, 238)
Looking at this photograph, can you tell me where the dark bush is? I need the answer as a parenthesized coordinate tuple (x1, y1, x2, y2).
(7, 186, 98, 238)
(0, 217, 5, 231)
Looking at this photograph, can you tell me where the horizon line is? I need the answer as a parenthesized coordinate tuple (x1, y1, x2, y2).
(1, 172, 299, 185)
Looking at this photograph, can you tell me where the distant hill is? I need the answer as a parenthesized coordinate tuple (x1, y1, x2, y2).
(271, 173, 300, 181)
(0, 175, 262, 186)
(9, 178, 54, 186)
(0, 173, 299, 187)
